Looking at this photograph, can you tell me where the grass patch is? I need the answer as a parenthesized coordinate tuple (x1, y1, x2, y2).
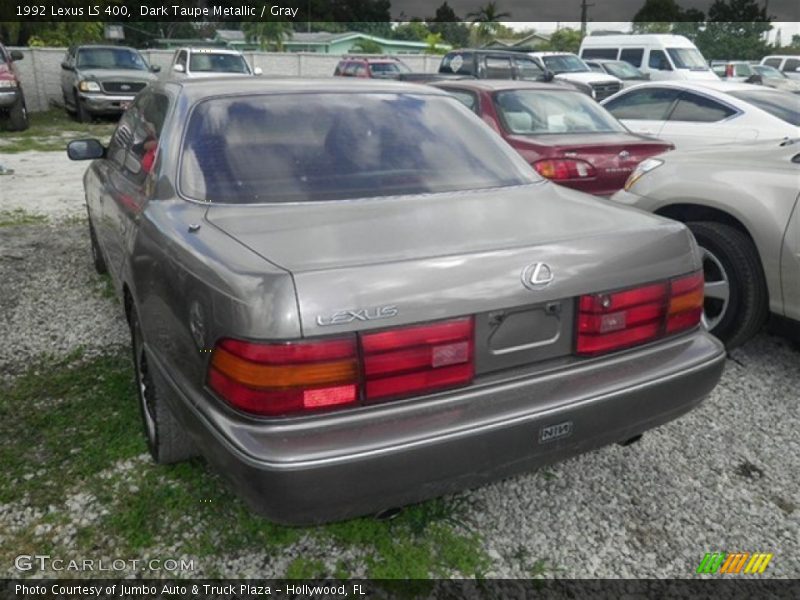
(1, 351, 489, 578)
(0, 209, 48, 227)
(0, 109, 116, 153)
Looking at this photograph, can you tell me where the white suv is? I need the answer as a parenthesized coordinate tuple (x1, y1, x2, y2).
(760, 55, 800, 80)
(528, 52, 622, 100)
(169, 48, 261, 79)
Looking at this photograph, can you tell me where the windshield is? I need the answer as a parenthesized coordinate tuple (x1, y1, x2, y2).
(754, 65, 787, 79)
(603, 61, 645, 80)
(494, 89, 626, 135)
(728, 90, 800, 126)
(181, 93, 539, 203)
(189, 53, 250, 74)
(370, 62, 411, 76)
(76, 48, 148, 71)
(666, 48, 708, 70)
(541, 55, 591, 74)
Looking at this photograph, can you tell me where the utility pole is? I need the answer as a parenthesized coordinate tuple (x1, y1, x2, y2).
(580, 0, 595, 38)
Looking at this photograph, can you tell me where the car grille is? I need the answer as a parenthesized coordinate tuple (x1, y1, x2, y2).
(101, 81, 147, 95)
(591, 81, 621, 101)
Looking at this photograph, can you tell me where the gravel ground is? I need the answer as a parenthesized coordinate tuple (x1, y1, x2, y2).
(1, 152, 798, 578)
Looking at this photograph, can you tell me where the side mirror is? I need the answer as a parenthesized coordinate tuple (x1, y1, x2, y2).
(173, 64, 185, 73)
(253, 66, 263, 76)
(643, 72, 651, 80)
(150, 65, 161, 73)
(10, 50, 23, 61)
(61, 62, 73, 71)
(542, 70, 554, 82)
(67, 139, 106, 161)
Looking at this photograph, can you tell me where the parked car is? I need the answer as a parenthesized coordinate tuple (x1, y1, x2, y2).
(585, 59, 650, 87)
(0, 42, 28, 131)
(710, 60, 761, 83)
(752, 64, 800, 94)
(60, 45, 160, 122)
(528, 52, 622, 100)
(611, 138, 800, 348)
(602, 81, 800, 149)
(579, 34, 719, 81)
(333, 56, 411, 79)
(760, 55, 800, 80)
(168, 47, 261, 79)
(437, 49, 593, 96)
(431, 80, 673, 196)
(66, 77, 724, 524)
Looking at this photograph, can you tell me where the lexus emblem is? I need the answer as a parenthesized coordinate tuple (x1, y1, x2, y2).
(521, 263, 554, 289)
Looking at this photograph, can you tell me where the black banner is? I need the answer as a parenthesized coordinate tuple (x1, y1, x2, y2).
(3, 579, 800, 600)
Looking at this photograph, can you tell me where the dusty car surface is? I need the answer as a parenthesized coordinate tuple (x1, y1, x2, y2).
(612, 139, 800, 348)
(60, 45, 160, 122)
(67, 78, 725, 524)
(432, 80, 673, 196)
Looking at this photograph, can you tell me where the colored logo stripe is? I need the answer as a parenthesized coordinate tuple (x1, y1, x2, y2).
(697, 552, 773, 574)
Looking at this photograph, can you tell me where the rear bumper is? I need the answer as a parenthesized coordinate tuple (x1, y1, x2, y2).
(152, 330, 725, 525)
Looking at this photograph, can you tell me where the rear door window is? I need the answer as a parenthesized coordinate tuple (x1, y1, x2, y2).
(620, 48, 644, 67)
(514, 57, 544, 80)
(604, 87, 681, 120)
(484, 56, 513, 79)
(784, 58, 800, 73)
(763, 58, 782, 68)
(668, 92, 736, 122)
(581, 48, 618, 60)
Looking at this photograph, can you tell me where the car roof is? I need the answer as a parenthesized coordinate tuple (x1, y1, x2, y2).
(430, 80, 573, 93)
(76, 45, 139, 51)
(181, 47, 244, 55)
(159, 77, 447, 101)
(529, 51, 578, 57)
(445, 48, 529, 57)
(617, 80, 767, 93)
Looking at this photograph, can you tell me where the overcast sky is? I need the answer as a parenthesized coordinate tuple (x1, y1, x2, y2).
(392, 0, 799, 25)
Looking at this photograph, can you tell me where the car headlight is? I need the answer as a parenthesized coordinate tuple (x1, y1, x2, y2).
(624, 158, 664, 191)
(78, 80, 102, 92)
(0, 80, 17, 89)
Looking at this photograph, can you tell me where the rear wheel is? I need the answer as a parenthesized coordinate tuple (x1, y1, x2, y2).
(6, 95, 28, 131)
(131, 307, 196, 464)
(687, 221, 768, 349)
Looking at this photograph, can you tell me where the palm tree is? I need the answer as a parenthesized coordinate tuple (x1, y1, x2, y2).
(466, 2, 511, 44)
(243, 21, 293, 52)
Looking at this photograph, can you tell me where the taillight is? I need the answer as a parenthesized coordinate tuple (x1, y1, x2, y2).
(533, 159, 597, 181)
(577, 271, 703, 356)
(361, 317, 474, 402)
(208, 337, 359, 416)
(208, 317, 475, 416)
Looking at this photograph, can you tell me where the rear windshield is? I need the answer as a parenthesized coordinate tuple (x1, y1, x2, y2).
(180, 93, 539, 203)
(728, 90, 800, 126)
(189, 53, 249, 73)
(754, 65, 786, 78)
(370, 62, 410, 76)
(603, 61, 644, 80)
(495, 90, 626, 135)
(666, 48, 708, 70)
(440, 53, 473, 75)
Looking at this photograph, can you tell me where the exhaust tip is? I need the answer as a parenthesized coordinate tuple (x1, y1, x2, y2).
(374, 507, 402, 521)
(619, 434, 643, 447)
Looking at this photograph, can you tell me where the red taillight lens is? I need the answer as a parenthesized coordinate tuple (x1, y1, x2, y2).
(208, 337, 359, 416)
(533, 159, 597, 181)
(577, 271, 704, 356)
(362, 317, 474, 402)
(208, 317, 476, 416)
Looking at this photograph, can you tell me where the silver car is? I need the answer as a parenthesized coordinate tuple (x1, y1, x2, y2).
(67, 78, 725, 524)
(612, 139, 800, 348)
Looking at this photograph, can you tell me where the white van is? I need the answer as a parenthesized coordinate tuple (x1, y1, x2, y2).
(579, 34, 718, 81)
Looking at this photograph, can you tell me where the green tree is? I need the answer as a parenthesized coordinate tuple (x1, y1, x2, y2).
(243, 21, 293, 51)
(427, 2, 470, 48)
(466, 2, 511, 45)
(350, 38, 384, 53)
(695, 0, 771, 60)
(392, 20, 430, 42)
(632, 0, 685, 32)
(544, 28, 583, 53)
(425, 32, 447, 55)
(27, 22, 103, 46)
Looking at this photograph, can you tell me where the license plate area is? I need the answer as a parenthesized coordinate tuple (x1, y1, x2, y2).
(474, 300, 574, 374)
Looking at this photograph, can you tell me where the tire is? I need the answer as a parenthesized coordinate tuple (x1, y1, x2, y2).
(131, 307, 196, 465)
(6, 95, 28, 131)
(88, 219, 107, 274)
(687, 221, 768, 349)
(74, 91, 91, 123)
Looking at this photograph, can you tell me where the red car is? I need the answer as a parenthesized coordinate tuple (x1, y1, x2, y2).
(333, 56, 411, 79)
(432, 80, 673, 196)
(0, 43, 28, 131)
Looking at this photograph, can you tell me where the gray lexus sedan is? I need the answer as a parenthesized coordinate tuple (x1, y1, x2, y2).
(67, 78, 725, 524)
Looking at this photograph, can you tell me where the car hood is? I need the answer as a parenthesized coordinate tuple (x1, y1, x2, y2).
(764, 78, 800, 92)
(77, 68, 157, 82)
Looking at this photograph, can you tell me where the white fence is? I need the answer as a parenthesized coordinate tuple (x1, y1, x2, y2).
(9, 47, 443, 113)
